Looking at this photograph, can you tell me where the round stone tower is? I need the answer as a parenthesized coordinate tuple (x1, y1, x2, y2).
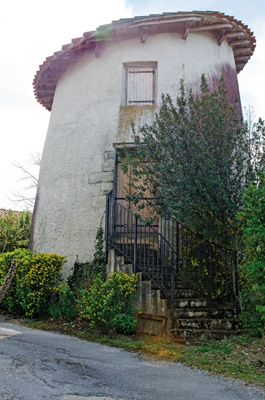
(31, 11, 255, 276)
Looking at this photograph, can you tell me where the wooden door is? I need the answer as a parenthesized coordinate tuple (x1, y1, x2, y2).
(116, 158, 158, 232)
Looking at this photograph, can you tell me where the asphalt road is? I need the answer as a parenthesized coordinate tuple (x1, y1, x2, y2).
(0, 322, 264, 400)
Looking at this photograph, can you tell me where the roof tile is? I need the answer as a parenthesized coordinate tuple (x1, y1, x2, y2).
(33, 11, 256, 111)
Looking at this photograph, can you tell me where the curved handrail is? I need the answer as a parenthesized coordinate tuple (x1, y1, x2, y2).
(105, 191, 239, 310)
(109, 197, 181, 258)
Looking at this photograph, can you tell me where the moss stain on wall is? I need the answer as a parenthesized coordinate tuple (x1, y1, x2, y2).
(117, 105, 156, 142)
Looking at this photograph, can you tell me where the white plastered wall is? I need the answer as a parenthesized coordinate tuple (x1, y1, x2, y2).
(32, 32, 237, 277)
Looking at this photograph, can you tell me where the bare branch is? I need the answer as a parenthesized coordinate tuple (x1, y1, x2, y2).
(9, 151, 41, 210)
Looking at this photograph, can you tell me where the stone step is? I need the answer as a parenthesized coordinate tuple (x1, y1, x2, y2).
(178, 307, 236, 319)
(153, 286, 197, 298)
(175, 298, 234, 309)
(178, 317, 239, 331)
(112, 250, 240, 339)
(177, 328, 241, 340)
(174, 289, 197, 298)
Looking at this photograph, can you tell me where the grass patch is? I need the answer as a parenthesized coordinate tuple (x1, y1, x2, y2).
(1, 315, 265, 386)
(179, 336, 265, 386)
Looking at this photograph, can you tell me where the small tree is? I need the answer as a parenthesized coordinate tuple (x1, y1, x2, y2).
(121, 75, 265, 250)
(0, 210, 31, 253)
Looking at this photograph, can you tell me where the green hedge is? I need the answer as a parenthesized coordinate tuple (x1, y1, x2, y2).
(78, 271, 138, 334)
(0, 249, 66, 318)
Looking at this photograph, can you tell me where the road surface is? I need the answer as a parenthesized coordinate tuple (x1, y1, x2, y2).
(0, 322, 264, 400)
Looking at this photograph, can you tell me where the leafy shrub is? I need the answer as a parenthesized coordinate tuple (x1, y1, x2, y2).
(48, 301, 62, 320)
(67, 258, 95, 296)
(238, 286, 264, 337)
(78, 272, 138, 333)
(49, 284, 77, 321)
(0, 249, 66, 318)
(0, 210, 31, 253)
(113, 313, 137, 334)
(237, 173, 265, 335)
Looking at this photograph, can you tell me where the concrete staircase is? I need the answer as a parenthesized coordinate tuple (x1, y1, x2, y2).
(172, 278, 239, 339)
(107, 248, 240, 339)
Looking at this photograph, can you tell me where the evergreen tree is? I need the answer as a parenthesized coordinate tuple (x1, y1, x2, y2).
(121, 75, 265, 250)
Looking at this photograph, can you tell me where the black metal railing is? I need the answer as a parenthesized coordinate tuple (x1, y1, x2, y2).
(105, 192, 240, 319)
(159, 214, 240, 313)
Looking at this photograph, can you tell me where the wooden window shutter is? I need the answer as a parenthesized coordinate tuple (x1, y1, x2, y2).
(127, 66, 155, 105)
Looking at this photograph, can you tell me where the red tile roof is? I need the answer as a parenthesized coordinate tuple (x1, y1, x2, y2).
(33, 11, 256, 111)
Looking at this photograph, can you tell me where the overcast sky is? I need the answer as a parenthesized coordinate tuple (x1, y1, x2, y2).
(1, 0, 264, 210)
